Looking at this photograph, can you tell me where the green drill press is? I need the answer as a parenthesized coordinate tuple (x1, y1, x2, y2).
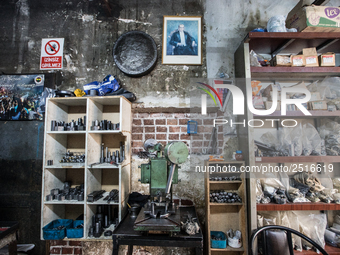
(134, 139, 189, 233)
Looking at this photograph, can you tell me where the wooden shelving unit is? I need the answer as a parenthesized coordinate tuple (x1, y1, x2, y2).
(254, 110, 340, 118)
(235, 32, 340, 253)
(40, 96, 131, 240)
(205, 161, 247, 255)
(295, 244, 340, 254)
(257, 202, 340, 211)
(255, 156, 340, 163)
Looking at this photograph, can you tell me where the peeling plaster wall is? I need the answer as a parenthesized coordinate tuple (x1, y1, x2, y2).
(0, 0, 206, 108)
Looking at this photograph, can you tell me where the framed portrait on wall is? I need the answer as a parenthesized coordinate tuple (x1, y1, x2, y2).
(162, 16, 202, 65)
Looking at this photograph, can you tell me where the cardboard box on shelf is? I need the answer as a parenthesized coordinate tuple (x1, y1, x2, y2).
(303, 48, 319, 67)
(253, 95, 265, 109)
(271, 55, 291, 66)
(310, 92, 321, 101)
(286, 0, 340, 32)
(308, 100, 328, 110)
(319, 53, 336, 66)
(262, 84, 281, 101)
(291, 55, 305, 67)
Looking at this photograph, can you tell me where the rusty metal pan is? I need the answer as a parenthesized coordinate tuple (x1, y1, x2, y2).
(113, 31, 157, 77)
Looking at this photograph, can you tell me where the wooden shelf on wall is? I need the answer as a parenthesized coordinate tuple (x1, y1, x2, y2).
(246, 32, 340, 55)
(251, 66, 340, 79)
(211, 247, 245, 252)
(254, 110, 340, 118)
(257, 202, 340, 211)
(255, 156, 340, 163)
(294, 244, 340, 255)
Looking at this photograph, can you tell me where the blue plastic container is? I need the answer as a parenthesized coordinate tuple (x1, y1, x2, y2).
(211, 231, 227, 249)
(42, 219, 73, 240)
(187, 120, 198, 134)
(66, 220, 84, 238)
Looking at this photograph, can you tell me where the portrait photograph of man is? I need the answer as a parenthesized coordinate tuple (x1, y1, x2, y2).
(162, 16, 202, 65)
(168, 23, 197, 56)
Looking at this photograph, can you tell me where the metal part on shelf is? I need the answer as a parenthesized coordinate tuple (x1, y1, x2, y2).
(91, 119, 120, 131)
(103, 189, 119, 204)
(47, 183, 84, 202)
(209, 190, 242, 204)
(89, 205, 116, 238)
(209, 176, 241, 181)
(87, 190, 106, 202)
(60, 150, 85, 163)
(51, 116, 86, 131)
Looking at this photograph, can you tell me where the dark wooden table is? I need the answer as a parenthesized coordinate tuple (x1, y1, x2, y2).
(112, 205, 203, 255)
(0, 221, 19, 255)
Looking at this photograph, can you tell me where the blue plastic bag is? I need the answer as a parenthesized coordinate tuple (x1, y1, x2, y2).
(83, 75, 121, 96)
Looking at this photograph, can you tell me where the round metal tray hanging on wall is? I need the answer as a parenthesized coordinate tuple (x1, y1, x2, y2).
(113, 31, 158, 77)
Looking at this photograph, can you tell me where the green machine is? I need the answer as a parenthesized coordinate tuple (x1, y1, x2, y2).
(134, 139, 189, 232)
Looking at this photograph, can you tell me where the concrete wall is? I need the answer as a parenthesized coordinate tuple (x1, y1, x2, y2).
(205, 0, 340, 79)
(0, 0, 205, 108)
(1, 0, 340, 254)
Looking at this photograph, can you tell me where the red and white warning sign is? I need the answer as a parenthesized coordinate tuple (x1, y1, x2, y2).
(40, 38, 64, 70)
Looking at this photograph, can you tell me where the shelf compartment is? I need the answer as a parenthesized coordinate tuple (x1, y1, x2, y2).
(45, 98, 87, 132)
(257, 202, 340, 211)
(43, 168, 85, 203)
(86, 168, 119, 199)
(255, 156, 340, 163)
(41, 204, 84, 240)
(86, 133, 126, 166)
(209, 183, 242, 191)
(209, 205, 246, 254)
(45, 133, 85, 167)
(87, 97, 122, 132)
(85, 204, 118, 240)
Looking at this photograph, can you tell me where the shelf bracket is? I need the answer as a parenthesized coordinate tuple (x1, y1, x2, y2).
(316, 38, 339, 52)
(271, 39, 295, 57)
(297, 39, 339, 55)
(311, 0, 330, 5)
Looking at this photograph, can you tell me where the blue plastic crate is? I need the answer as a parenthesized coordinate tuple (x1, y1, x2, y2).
(42, 219, 73, 240)
(211, 231, 227, 249)
(66, 220, 84, 238)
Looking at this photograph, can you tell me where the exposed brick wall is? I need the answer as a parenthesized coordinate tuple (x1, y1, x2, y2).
(132, 111, 224, 155)
(49, 240, 82, 255)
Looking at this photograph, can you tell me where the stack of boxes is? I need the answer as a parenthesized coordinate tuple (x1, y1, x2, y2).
(272, 47, 336, 67)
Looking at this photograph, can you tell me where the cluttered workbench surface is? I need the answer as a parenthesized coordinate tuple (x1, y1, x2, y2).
(112, 205, 203, 255)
